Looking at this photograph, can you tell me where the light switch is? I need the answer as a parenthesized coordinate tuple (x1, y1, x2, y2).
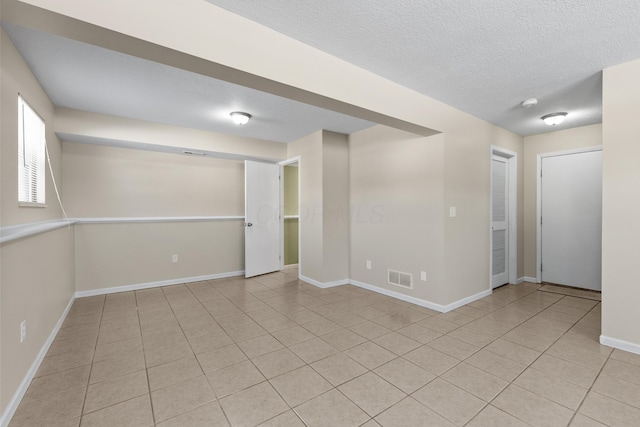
(449, 207, 457, 218)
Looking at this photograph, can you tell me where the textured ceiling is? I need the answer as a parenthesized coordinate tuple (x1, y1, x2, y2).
(2, 23, 374, 143)
(206, 0, 640, 135)
(4, 1, 640, 142)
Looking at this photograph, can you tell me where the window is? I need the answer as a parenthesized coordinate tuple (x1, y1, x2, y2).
(18, 96, 46, 205)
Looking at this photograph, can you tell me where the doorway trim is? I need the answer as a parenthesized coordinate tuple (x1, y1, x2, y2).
(490, 145, 518, 287)
(536, 146, 602, 283)
(278, 156, 301, 273)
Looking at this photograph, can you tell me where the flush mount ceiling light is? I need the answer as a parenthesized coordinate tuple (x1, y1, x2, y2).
(230, 111, 251, 125)
(541, 112, 568, 126)
(521, 98, 538, 108)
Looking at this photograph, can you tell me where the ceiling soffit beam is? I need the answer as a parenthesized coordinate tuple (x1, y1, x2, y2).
(54, 107, 287, 161)
(5, 0, 441, 138)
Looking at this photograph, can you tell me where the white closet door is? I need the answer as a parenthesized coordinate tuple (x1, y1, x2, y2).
(491, 156, 509, 288)
(541, 151, 602, 290)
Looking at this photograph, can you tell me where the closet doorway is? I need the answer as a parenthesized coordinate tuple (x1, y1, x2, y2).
(280, 158, 300, 271)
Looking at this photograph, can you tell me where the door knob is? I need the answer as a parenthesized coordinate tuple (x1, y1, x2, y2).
(246, 223, 253, 227)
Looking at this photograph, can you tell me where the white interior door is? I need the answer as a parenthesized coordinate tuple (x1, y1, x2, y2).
(245, 161, 280, 278)
(541, 150, 602, 290)
(491, 155, 509, 288)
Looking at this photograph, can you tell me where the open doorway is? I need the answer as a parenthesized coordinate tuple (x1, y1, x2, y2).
(279, 157, 300, 271)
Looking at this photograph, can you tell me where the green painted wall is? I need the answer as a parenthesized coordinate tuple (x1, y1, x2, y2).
(284, 166, 299, 265)
(284, 166, 299, 216)
(284, 218, 299, 265)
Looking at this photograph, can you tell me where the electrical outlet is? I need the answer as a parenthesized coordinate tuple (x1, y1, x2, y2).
(366, 260, 372, 270)
(172, 254, 178, 263)
(420, 271, 427, 281)
(20, 321, 26, 343)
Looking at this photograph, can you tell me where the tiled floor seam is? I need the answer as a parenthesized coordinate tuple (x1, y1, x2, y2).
(415, 292, 590, 425)
(568, 333, 614, 426)
(77, 297, 106, 423)
(135, 294, 157, 427)
(473, 296, 605, 426)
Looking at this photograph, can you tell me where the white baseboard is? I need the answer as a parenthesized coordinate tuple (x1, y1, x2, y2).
(523, 276, 538, 283)
(75, 271, 245, 298)
(299, 275, 348, 289)
(283, 264, 299, 270)
(348, 279, 492, 313)
(600, 335, 640, 355)
(515, 277, 525, 284)
(441, 288, 493, 312)
(0, 296, 75, 427)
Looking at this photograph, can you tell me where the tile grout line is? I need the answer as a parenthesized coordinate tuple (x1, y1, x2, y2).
(134, 290, 156, 427)
(474, 293, 604, 426)
(25, 276, 617, 427)
(420, 289, 581, 425)
(78, 294, 106, 425)
(157, 283, 231, 426)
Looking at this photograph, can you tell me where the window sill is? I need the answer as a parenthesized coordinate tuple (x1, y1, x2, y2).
(19, 202, 47, 208)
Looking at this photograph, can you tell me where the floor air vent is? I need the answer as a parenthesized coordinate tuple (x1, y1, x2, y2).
(388, 269, 413, 289)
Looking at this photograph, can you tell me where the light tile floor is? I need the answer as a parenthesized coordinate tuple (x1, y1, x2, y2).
(9, 270, 640, 426)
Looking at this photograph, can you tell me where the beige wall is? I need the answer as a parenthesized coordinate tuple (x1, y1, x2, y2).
(350, 119, 523, 307)
(1, 31, 64, 225)
(601, 58, 640, 348)
(1, 228, 75, 410)
(350, 126, 446, 302)
(287, 130, 350, 284)
(442, 121, 523, 303)
(322, 131, 350, 283)
(522, 124, 602, 278)
(62, 142, 245, 217)
(62, 141, 249, 291)
(0, 28, 75, 415)
(74, 221, 243, 292)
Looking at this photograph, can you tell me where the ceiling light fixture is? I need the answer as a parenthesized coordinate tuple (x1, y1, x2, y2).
(230, 111, 251, 125)
(521, 98, 538, 108)
(541, 112, 567, 126)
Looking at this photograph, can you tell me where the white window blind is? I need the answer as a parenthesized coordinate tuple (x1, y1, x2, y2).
(18, 96, 46, 205)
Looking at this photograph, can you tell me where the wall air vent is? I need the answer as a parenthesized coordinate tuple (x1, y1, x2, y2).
(388, 269, 413, 289)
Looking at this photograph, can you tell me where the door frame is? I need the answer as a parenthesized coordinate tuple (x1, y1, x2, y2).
(278, 156, 301, 272)
(490, 146, 518, 287)
(536, 146, 602, 283)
